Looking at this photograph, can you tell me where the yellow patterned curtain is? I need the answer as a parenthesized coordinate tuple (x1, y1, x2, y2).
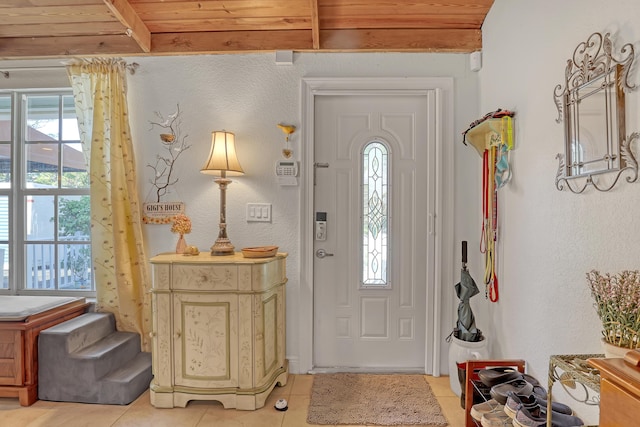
(67, 58, 151, 351)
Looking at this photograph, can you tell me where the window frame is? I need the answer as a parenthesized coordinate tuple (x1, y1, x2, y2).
(0, 88, 94, 297)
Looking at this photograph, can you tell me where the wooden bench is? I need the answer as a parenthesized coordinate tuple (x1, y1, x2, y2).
(0, 297, 88, 406)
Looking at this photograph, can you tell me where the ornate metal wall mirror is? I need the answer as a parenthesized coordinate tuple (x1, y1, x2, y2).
(554, 32, 638, 193)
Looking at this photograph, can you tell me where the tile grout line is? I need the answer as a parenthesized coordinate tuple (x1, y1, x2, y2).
(280, 374, 295, 427)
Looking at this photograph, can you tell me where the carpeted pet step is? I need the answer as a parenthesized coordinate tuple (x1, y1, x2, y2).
(38, 312, 152, 405)
(43, 312, 115, 353)
(69, 331, 142, 380)
(100, 352, 153, 405)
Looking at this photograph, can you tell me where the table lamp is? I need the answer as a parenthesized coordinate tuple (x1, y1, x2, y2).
(200, 130, 244, 255)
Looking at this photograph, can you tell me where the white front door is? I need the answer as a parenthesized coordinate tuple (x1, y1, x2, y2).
(312, 92, 436, 370)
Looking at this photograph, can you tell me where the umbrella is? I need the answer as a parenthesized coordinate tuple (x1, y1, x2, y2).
(454, 241, 483, 342)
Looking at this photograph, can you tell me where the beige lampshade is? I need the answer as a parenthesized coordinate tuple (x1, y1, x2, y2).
(200, 131, 244, 175)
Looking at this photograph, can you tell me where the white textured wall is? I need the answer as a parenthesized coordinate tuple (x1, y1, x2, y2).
(0, 53, 480, 374)
(480, 0, 640, 422)
(123, 52, 481, 374)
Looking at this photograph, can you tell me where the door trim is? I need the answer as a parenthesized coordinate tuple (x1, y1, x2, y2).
(299, 77, 454, 375)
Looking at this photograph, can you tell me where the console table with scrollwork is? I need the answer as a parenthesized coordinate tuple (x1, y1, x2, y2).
(547, 354, 602, 427)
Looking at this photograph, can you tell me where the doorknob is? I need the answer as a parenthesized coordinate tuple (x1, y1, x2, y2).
(315, 249, 334, 258)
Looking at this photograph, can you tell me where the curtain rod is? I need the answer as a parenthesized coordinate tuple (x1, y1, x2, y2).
(1, 62, 139, 79)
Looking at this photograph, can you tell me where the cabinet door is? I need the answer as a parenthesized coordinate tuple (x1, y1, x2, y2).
(173, 292, 238, 388)
(253, 285, 285, 388)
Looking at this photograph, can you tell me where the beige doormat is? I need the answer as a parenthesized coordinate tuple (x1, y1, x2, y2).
(307, 373, 449, 426)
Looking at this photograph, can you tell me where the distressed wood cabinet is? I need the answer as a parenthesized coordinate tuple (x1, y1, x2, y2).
(149, 252, 288, 409)
(589, 356, 640, 427)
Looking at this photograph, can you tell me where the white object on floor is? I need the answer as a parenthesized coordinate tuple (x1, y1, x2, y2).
(275, 398, 288, 411)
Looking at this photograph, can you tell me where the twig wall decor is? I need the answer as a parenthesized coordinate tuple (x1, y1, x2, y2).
(147, 104, 191, 202)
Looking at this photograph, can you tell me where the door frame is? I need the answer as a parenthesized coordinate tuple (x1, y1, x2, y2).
(298, 77, 454, 375)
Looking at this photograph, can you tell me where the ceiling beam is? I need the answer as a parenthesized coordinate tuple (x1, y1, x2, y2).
(319, 28, 482, 52)
(0, 28, 481, 59)
(0, 22, 126, 38)
(0, 35, 144, 60)
(102, 0, 151, 53)
(145, 28, 482, 55)
(151, 30, 314, 54)
(309, 0, 320, 50)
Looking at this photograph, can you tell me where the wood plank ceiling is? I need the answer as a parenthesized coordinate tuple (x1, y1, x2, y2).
(0, 1, 494, 59)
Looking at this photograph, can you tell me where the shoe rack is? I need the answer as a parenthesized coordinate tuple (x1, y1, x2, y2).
(464, 359, 526, 427)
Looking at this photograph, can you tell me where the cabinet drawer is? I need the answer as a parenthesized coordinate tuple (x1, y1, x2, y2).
(0, 330, 22, 385)
(250, 259, 287, 292)
(172, 264, 238, 291)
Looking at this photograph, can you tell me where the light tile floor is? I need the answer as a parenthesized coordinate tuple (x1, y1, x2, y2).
(0, 375, 466, 427)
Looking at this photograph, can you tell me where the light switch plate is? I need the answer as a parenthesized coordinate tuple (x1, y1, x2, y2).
(246, 203, 272, 222)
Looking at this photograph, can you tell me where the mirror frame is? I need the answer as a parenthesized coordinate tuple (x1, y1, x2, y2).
(554, 32, 638, 193)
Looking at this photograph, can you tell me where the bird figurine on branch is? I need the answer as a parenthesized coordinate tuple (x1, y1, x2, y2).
(277, 123, 296, 158)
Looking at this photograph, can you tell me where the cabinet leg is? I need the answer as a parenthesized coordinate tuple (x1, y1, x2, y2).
(18, 385, 38, 406)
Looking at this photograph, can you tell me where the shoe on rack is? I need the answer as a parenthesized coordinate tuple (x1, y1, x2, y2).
(520, 373, 541, 387)
(518, 374, 548, 399)
(504, 391, 573, 419)
(471, 399, 503, 422)
(478, 368, 546, 393)
(513, 403, 584, 427)
(478, 367, 522, 387)
(481, 410, 511, 427)
(490, 378, 534, 404)
(532, 384, 547, 400)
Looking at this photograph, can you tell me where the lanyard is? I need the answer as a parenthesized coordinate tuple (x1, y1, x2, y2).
(482, 147, 499, 302)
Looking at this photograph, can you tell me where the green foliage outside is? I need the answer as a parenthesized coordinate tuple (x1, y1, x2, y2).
(29, 171, 89, 189)
(57, 195, 91, 287)
(58, 196, 90, 237)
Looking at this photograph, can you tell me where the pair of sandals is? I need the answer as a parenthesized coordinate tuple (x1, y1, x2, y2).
(478, 368, 545, 403)
(478, 367, 526, 388)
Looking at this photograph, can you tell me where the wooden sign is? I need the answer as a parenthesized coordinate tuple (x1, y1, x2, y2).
(142, 202, 185, 224)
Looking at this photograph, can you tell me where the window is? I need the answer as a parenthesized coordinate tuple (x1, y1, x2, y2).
(0, 91, 94, 295)
(361, 141, 389, 287)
